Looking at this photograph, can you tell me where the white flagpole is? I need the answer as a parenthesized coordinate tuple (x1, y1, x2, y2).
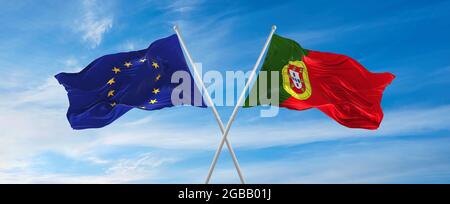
(205, 25, 277, 184)
(173, 25, 246, 184)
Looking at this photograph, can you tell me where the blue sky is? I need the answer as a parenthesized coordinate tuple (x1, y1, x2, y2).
(0, 0, 450, 183)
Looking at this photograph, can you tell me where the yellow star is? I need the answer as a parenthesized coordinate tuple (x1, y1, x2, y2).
(112, 67, 121, 74)
(107, 78, 115, 85)
(110, 102, 117, 107)
(107, 90, 115, 97)
(139, 58, 147, 63)
(152, 62, 159, 69)
(152, 88, 160, 94)
(149, 99, 157, 104)
(155, 74, 161, 81)
(124, 62, 133, 68)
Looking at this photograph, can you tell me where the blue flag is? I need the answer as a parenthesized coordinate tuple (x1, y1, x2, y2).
(55, 34, 206, 130)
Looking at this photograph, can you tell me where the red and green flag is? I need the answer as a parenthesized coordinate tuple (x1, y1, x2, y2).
(245, 34, 395, 129)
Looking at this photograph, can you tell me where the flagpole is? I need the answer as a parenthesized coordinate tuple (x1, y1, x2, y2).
(173, 25, 246, 184)
(205, 25, 277, 184)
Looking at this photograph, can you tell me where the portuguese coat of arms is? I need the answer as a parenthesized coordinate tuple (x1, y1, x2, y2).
(281, 60, 312, 100)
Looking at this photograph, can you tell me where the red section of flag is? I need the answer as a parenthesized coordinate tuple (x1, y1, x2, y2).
(280, 50, 395, 129)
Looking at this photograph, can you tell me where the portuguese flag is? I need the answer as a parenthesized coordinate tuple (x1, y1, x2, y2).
(245, 34, 395, 129)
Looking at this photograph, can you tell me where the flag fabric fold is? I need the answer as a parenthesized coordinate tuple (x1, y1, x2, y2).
(55, 34, 205, 129)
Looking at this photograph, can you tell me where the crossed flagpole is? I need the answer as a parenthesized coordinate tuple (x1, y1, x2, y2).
(173, 25, 277, 184)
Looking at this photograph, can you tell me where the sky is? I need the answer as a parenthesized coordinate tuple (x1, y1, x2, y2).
(0, 0, 450, 183)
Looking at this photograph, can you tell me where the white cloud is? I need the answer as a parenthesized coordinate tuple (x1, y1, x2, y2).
(76, 0, 113, 48)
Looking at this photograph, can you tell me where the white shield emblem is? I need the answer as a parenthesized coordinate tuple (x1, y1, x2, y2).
(289, 69, 303, 89)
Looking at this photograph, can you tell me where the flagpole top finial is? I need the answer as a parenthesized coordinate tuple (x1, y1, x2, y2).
(173, 25, 178, 31)
(272, 25, 277, 31)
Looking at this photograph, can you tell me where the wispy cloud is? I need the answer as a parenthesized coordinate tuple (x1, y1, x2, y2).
(76, 0, 113, 48)
(165, 0, 204, 13)
(0, 152, 178, 184)
(392, 65, 450, 94)
(209, 137, 450, 184)
(94, 105, 450, 151)
(147, 0, 204, 14)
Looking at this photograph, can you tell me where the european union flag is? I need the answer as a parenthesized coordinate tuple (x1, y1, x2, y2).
(55, 35, 206, 129)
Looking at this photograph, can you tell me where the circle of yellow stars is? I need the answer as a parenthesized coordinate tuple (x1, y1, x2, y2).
(107, 58, 161, 108)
